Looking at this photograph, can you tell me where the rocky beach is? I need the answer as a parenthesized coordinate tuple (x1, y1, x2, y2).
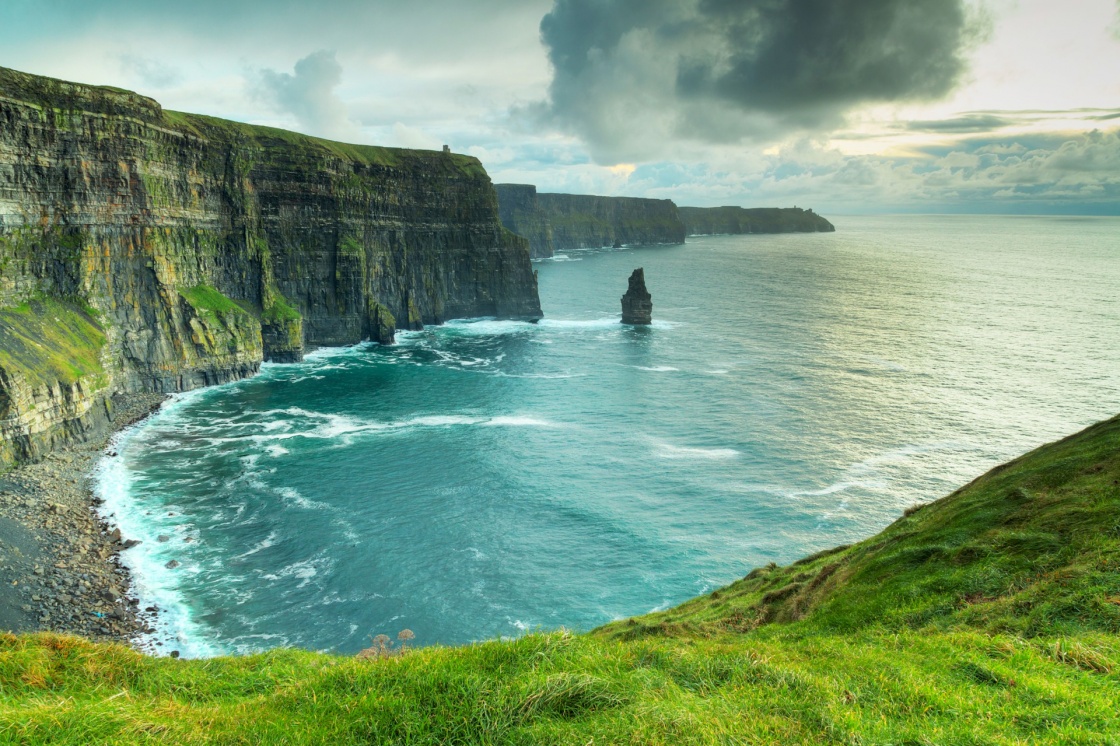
(0, 394, 166, 648)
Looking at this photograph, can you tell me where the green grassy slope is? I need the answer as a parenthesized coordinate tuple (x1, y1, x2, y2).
(2, 416, 1118, 744)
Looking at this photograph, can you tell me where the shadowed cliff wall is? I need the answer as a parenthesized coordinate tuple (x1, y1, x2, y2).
(495, 184, 554, 259)
(496, 186, 686, 257)
(0, 66, 541, 468)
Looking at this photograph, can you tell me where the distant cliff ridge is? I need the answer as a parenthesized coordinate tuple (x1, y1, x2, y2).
(0, 66, 541, 468)
(495, 184, 554, 259)
(495, 185, 686, 258)
(679, 206, 835, 236)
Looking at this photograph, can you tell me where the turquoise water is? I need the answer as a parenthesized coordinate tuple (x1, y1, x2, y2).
(97, 215, 1120, 657)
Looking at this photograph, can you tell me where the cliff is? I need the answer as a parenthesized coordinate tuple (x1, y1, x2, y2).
(495, 186, 686, 257)
(494, 184, 554, 259)
(679, 206, 835, 235)
(0, 66, 541, 469)
(5, 413, 1119, 742)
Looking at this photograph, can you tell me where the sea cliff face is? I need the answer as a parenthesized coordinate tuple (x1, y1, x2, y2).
(0, 66, 541, 468)
(679, 206, 835, 236)
(495, 184, 554, 260)
(495, 185, 686, 258)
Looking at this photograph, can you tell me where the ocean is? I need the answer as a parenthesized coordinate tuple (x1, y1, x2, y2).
(95, 215, 1120, 658)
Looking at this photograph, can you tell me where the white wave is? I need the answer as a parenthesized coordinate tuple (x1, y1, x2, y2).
(277, 487, 332, 511)
(484, 415, 558, 428)
(236, 408, 562, 441)
(401, 415, 483, 427)
(439, 319, 537, 336)
(94, 426, 225, 659)
(235, 532, 280, 560)
(302, 344, 366, 362)
(262, 557, 330, 589)
(493, 371, 586, 379)
(789, 481, 873, 498)
(538, 317, 621, 330)
(655, 442, 740, 460)
(634, 365, 680, 372)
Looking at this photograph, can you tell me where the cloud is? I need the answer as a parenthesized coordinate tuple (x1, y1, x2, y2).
(256, 51, 358, 141)
(538, 0, 981, 163)
(905, 114, 1014, 133)
(118, 54, 182, 89)
(710, 129, 1120, 213)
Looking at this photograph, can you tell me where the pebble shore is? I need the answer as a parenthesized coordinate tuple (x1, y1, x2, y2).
(0, 394, 167, 647)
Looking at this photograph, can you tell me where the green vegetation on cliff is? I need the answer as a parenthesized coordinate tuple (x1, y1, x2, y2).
(162, 111, 487, 178)
(0, 300, 106, 389)
(2, 415, 1119, 743)
(178, 285, 246, 318)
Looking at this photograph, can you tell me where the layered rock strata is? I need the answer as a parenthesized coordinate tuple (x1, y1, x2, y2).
(496, 186, 686, 258)
(0, 66, 541, 468)
(620, 268, 652, 325)
(679, 206, 835, 236)
(495, 184, 554, 259)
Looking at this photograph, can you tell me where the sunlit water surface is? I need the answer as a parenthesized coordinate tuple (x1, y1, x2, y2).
(96, 215, 1120, 657)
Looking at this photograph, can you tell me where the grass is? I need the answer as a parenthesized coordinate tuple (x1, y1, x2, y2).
(1, 415, 1119, 743)
(0, 299, 107, 389)
(161, 110, 487, 178)
(262, 295, 301, 324)
(178, 285, 248, 318)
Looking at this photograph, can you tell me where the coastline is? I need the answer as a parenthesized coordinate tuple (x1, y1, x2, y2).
(0, 393, 167, 646)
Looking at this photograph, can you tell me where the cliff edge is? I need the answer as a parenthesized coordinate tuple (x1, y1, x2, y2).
(679, 206, 835, 235)
(0, 66, 541, 469)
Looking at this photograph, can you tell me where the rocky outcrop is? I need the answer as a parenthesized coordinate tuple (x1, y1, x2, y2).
(0, 66, 541, 469)
(679, 206, 835, 236)
(620, 269, 652, 325)
(495, 184, 554, 259)
(496, 186, 686, 257)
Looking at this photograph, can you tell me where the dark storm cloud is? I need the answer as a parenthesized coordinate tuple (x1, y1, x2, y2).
(539, 0, 978, 162)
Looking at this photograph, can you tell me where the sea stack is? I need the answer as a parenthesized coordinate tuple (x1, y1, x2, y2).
(621, 268, 653, 325)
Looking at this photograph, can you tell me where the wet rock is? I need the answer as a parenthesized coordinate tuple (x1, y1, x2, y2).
(157, 535, 170, 543)
(165, 560, 180, 569)
(621, 268, 653, 325)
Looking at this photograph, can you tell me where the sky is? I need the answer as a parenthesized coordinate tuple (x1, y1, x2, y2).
(1, 0, 1118, 214)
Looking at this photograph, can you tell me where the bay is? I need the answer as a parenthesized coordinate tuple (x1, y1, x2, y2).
(96, 215, 1120, 657)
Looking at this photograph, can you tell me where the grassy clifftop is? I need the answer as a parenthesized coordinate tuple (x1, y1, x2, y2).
(0, 65, 488, 180)
(2, 416, 1118, 743)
